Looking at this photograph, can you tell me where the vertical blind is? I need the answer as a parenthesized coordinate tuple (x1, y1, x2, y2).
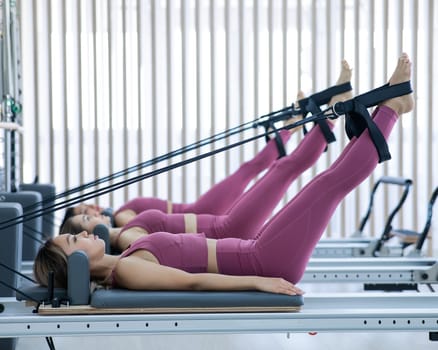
(18, 0, 437, 253)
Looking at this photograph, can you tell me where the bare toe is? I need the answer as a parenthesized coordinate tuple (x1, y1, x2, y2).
(382, 53, 414, 115)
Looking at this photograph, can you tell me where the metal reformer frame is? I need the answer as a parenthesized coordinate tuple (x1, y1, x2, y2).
(1, 293, 438, 340)
(3, 254, 438, 344)
(1, 225, 437, 346)
(1, 0, 22, 193)
(303, 257, 438, 291)
(305, 187, 438, 290)
(312, 176, 415, 258)
(3, 250, 438, 340)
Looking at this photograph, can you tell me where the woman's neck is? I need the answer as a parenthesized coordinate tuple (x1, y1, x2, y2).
(109, 227, 122, 247)
(89, 254, 119, 285)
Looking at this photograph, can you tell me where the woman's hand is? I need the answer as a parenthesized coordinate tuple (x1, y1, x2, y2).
(254, 276, 304, 296)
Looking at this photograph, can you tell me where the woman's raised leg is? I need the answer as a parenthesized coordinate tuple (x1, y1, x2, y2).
(206, 62, 353, 239)
(175, 129, 293, 215)
(252, 54, 414, 284)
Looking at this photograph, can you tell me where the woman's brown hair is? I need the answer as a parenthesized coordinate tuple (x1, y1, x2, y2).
(59, 207, 75, 234)
(59, 216, 83, 235)
(33, 239, 68, 288)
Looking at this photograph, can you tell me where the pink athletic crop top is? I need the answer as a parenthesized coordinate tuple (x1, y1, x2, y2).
(115, 210, 186, 245)
(114, 197, 168, 215)
(112, 232, 208, 287)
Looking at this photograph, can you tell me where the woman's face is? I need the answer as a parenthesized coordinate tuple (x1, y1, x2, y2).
(53, 231, 105, 260)
(73, 204, 103, 216)
(71, 214, 111, 233)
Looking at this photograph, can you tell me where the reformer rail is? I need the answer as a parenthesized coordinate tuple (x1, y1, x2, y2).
(313, 185, 437, 259)
(1, 293, 438, 338)
(303, 257, 438, 286)
(312, 176, 414, 258)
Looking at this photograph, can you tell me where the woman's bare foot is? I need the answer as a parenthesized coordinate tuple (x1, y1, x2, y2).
(287, 60, 352, 132)
(381, 53, 414, 115)
(326, 60, 353, 126)
(284, 91, 305, 134)
(328, 60, 353, 105)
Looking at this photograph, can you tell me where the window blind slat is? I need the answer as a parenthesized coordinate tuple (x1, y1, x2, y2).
(16, 0, 435, 254)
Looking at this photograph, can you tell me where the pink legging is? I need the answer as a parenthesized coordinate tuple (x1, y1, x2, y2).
(120, 122, 333, 240)
(114, 130, 292, 217)
(216, 105, 399, 283)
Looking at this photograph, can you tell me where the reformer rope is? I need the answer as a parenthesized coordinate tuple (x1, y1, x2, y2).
(0, 81, 411, 230)
(0, 108, 330, 230)
(21, 104, 297, 212)
(0, 281, 39, 303)
(22, 224, 45, 244)
(14, 82, 352, 215)
(2, 82, 352, 229)
(0, 261, 36, 284)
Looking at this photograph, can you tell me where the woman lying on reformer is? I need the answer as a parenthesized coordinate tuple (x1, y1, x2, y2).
(35, 54, 414, 296)
(60, 61, 354, 252)
(60, 66, 353, 229)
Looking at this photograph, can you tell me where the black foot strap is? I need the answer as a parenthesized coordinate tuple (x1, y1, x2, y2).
(298, 82, 353, 114)
(333, 81, 412, 162)
(263, 82, 353, 157)
(264, 122, 287, 158)
(299, 82, 352, 145)
(301, 97, 336, 152)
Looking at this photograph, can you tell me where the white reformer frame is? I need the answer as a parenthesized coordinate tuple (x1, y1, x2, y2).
(4, 253, 438, 342)
(312, 239, 404, 258)
(313, 184, 437, 260)
(303, 257, 438, 285)
(312, 177, 417, 258)
(1, 293, 438, 340)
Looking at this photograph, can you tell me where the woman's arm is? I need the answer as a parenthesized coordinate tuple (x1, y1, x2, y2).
(114, 256, 304, 295)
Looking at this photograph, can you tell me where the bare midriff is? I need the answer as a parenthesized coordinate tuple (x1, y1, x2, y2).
(184, 213, 197, 233)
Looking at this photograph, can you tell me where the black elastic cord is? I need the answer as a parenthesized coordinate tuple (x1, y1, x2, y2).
(17, 105, 296, 216)
(0, 261, 37, 284)
(46, 337, 56, 350)
(0, 109, 332, 230)
(0, 104, 297, 229)
(0, 121, 256, 227)
(22, 224, 45, 244)
(0, 281, 40, 304)
(1, 80, 412, 229)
